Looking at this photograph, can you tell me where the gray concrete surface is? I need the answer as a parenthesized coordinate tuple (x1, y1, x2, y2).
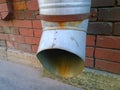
(0, 60, 81, 90)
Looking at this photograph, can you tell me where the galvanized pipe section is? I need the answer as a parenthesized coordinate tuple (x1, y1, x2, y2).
(37, 0, 91, 77)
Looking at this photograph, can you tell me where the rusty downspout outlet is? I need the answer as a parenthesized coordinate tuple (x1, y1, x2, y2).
(37, 0, 91, 78)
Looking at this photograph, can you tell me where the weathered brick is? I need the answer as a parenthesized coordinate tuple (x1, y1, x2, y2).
(13, 20, 32, 28)
(13, 42, 18, 49)
(19, 28, 33, 37)
(13, 1, 27, 10)
(27, 0, 39, 10)
(9, 27, 19, 35)
(86, 35, 95, 46)
(89, 8, 98, 21)
(114, 22, 120, 35)
(32, 45, 38, 53)
(34, 29, 42, 37)
(3, 27, 19, 35)
(35, 11, 40, 19)
(86, 47, 94, 58)
(13, 0, 25, 2)
(98, 7, 120, 21)
(0, 0, 15, 20)
(6, 41, 15, 49)
(95, 59, 120, 74)
(96, 36, 120, 49)
(0, 0, 6, 3)
(2, 27, 11, 34)
(91, 0, 115, 7)
(95, 48, 120, 63)
(14, 11, 25, 19)
(0, 3, 8, 12)
(24, 37, 40, 45)
(32, 20, 42, 29)
(18, 43, 31, 52)
(0, 14, 1, 20)
(88, 22, 112, 35)
(0, 33, 8, 40)
(9, 35, 24, 43)
(0, 20, 13, 27)
(0, 40, 6, 46)
(0, 27, 3, 33)
(1, 12, 8, 20)
(85, 58, 94, 67)
(24, 10, 35, 20)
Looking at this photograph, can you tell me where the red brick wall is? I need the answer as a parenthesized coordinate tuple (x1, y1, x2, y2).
(85, 0, 120, 74)
(0, 0, 120, 74)
(0, 0, 42, 53)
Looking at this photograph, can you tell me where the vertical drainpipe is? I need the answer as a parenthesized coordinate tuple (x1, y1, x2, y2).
(37, 0, 91, 78)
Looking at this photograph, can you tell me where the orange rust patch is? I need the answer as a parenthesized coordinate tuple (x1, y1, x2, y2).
(57, 59, 70, 77)
(57, 22, 66, 29)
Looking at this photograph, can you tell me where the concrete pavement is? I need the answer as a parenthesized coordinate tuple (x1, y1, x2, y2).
(0, 60, 82, 90)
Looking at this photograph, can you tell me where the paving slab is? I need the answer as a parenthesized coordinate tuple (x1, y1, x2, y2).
(0, 60, 82, 90)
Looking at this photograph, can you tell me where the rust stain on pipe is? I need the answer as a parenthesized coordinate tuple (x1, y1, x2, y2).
(58, 22, 66, 29)
(40, 14, 90, 22)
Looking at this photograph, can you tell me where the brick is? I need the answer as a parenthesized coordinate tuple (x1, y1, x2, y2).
(96, 36, 120, 49)
(95, 59, 120, 74)
(98, 7, 120, 21)
(19, 28, 33, 37)
(117, 0, 120, 5)
(9, 34, 16, 41)
(114, 22, 120, 35)
(18, 43, 31, 52)
(32, 45, 38, 53)
(6, 41, 14, 49)
(13, 0, 25, 2)
(0, 27, 3, 33)
(1, 12, 9, 20)
(13, 42, 18, 49)
(9, 27, 19, 35)
(35, 11, 40, 19)
(24, 10, 35, 20)
(88, 22, 112, 35)
(0, 33, 8, 40)
(13, 20, 32, 28)
(0, 20, 13, 27)
(85, 58, 94, 67)
(2, 26, 11, 34)
(32, 20, 42, 29)
(90, 8, 98, 21)
(27, 0, 39, 10)
(15, 36, 24, 43)
(86, 35, 95, 46)
(3, 27, 19, 35)
(0, 40, 6, 47)
(0, 14, 1, 20)
(0, 1, 14, 20)
(91, 0, 115, 7)
(14, 11, 25, 19)
(95, 48, 120, 63)
(86, 47, 94, 58)
(9, 35, 24, 43)
(13, 1, 27, 10)
(0, 0, 6, 3)
(34, 29, 42, 37)
(0, 3, 8, 12)
(25, 37, 40, 45)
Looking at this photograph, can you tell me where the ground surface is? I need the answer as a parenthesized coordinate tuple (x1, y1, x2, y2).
(0, 60, 81, 90)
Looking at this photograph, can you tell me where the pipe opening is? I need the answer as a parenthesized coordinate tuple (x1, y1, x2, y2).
(37, 49, 84, 78)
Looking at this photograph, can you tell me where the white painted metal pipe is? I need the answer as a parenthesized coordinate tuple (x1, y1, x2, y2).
(37, 0, 91, 78)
